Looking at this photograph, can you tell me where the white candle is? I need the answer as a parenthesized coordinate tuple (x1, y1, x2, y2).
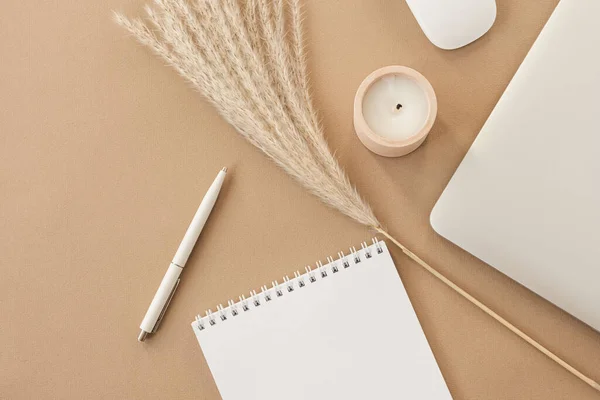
(362, 74, 429, 141)
(354, 66, 437, 157)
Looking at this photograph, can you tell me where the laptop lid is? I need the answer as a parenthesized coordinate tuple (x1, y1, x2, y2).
(431, 0, 600, 331)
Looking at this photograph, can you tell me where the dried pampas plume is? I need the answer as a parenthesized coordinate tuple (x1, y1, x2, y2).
(114, 0, 378, 228)
(115, 0, 599, 391)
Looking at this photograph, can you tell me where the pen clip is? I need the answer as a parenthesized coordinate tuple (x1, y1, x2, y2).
(153, 278, 181, 333)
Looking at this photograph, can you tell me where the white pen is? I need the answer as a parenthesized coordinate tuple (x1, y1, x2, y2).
(138, 167, 227, 342)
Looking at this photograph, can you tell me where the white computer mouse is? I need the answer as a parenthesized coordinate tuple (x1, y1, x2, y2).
(405, 0, 497, 50)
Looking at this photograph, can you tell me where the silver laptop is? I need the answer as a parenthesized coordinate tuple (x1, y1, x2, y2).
(431, 0, 600, 331)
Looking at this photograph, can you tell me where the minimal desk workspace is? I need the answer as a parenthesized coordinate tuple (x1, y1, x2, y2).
(2, 0, 600, 399)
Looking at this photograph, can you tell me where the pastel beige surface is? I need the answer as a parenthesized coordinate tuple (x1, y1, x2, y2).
(1, 0, 599, 399)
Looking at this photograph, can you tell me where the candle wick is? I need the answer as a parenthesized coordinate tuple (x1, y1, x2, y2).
(396, 103, 402, 110)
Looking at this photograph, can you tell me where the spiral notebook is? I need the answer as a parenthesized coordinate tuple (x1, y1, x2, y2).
(192, 240, 452, 399)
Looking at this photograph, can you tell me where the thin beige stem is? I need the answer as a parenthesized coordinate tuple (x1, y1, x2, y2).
(374, 227, 600, 392)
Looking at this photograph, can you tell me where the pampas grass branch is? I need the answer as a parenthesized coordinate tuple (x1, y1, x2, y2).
(115, 0, 599, 391)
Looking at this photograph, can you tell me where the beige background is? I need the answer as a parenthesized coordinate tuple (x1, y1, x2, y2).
(2, 0, 599, 398)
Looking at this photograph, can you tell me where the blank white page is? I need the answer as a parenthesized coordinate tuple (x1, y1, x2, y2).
(192, 241, 452, 400)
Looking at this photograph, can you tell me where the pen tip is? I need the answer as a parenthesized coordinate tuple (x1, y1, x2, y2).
(138, 330, 148, 342)
(221, 167, 228, 173)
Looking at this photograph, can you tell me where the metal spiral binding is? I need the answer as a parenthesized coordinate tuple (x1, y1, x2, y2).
(194, 238, 385, 332)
